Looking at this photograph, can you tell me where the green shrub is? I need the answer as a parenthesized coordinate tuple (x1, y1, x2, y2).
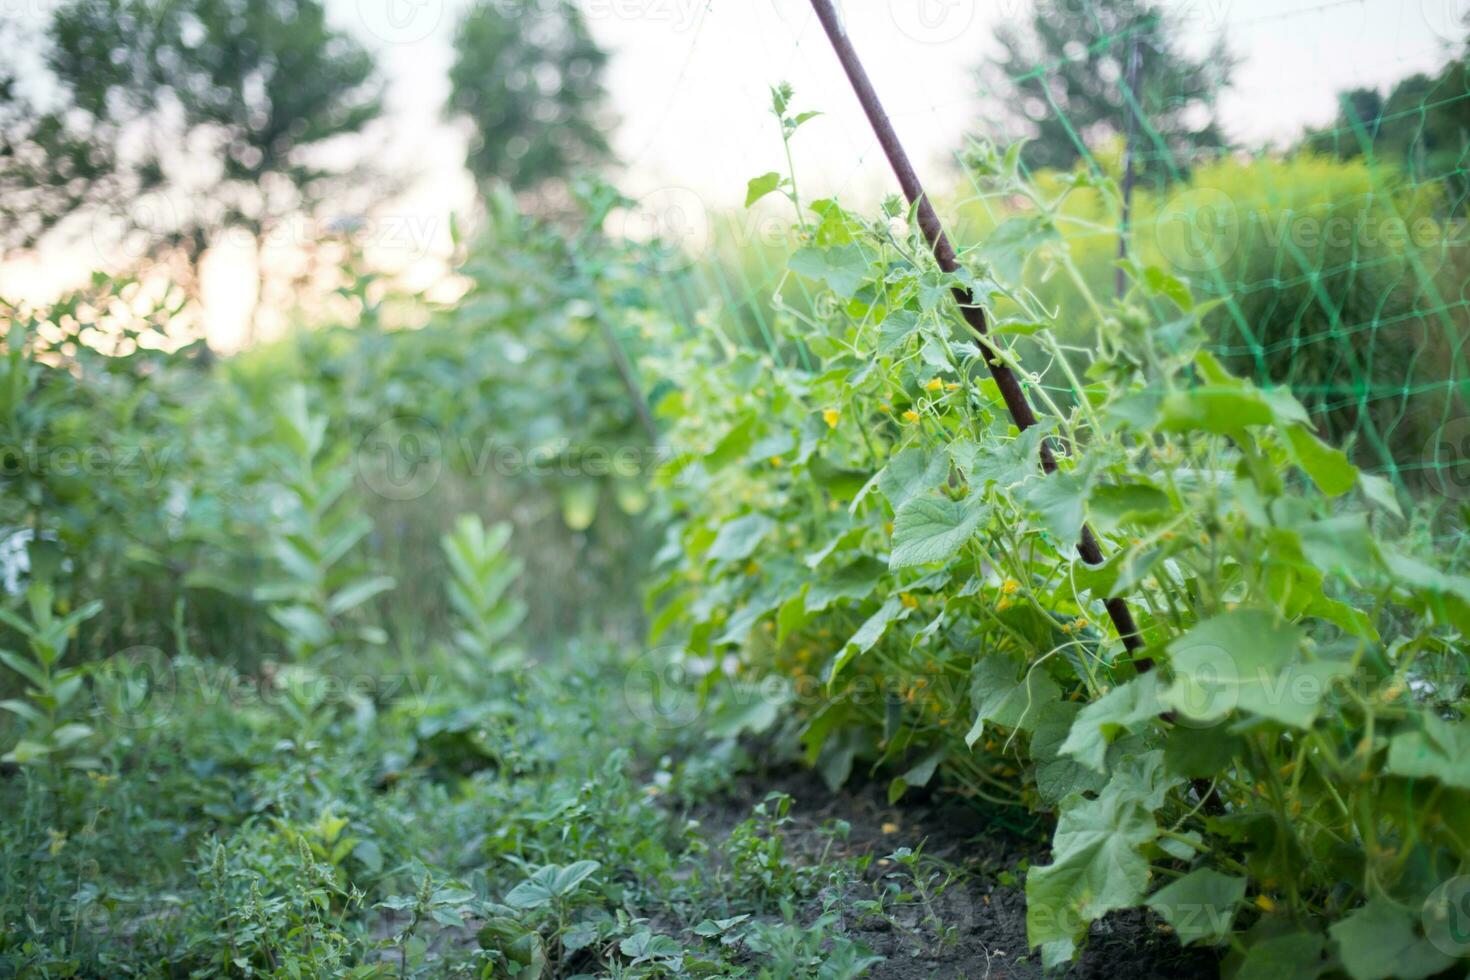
(647, 149, 1469, 971)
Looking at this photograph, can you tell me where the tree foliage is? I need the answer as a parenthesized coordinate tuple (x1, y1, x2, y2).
(448, 0, 614, 193)
(980, 0, 1234, 179)
(0, 0, 387, 268)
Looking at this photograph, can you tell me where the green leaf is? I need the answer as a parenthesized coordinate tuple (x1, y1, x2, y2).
(705, 413, 757, 470)
(1226, 926, 1325, 980)
(827, 597, 906, 688)
(1329, 897, 1453, 980)
(876, 310, 922, 355)
(805, 557, 886, 613)
(889, 494, 989, 569)
(1141, 265, 1194, 310)
(0, 698, 43, 724)
(982, 216, 1059, 284)
(1282, 424, 1356, 496)
(550, 860, 600, 896)
(1358, 472, 1403, 518)
(966, 655, 1060, 745)
(1029, 702, 1108, 803)
(327, 575, 396, 617)
(1060, 672, 1163, 772)
(1385, 712, 1470, 790)
(1025, 762, 1164, 967)
(707, 513, 775, 563)
(1160, 610, 1347, 728)
(3, 739, 51, 764)
(1157, 387, 1275, 433)
(877, 447, 947, 512)
(745, 171, 783, 207)
(1146, 869, 1245, 945)
(0, 649, 46, 689)
(789, 245, 870, 299)
(1024, 468, 1091, 543)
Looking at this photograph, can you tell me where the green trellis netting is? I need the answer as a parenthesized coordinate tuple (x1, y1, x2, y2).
(616, 3, 1469, 516)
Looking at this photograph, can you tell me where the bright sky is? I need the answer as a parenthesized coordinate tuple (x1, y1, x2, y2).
(4, 0, 1464, 348)
(355, 0, 1464, 211)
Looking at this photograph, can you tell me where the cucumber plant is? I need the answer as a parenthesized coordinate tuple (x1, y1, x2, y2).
(646, 134, 1470, 975)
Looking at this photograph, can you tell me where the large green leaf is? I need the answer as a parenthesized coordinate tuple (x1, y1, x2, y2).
(1385, 713, 1470, 790)
(805, 557, 886, 613)
(877, 447, 947, 512)
(965, 654, 1059, 746)
(706, 513, 775, 564)
(1160, 610, 1347, 728)
(889, 494, 988, 569)
(1060, 672, 1163, 772)
(1328, 897, 1454, 980)
(789, 244, 870, 298)
(1025, 755, 1172, 967)
(1146, 868, 1246, 945)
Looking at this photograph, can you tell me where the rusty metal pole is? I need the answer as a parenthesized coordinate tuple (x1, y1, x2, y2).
(805, 0, 1149, 664)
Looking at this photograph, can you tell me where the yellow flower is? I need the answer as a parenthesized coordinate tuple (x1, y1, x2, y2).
(880, 402, 893, 414)
(1254, 895, 1276, 913)
(997, 597, 1013, 612)
(945, 382, 961, 391)
(900, 592, 919, 609)
(902, 409, 920, 423)
(924, 378, 944, 393)
(770, 456, 783, 467)
(1001, 578, 1020, 595)
(822, 407, 840, 429)
(1074, 617, 1088, 630)
(881, 822, 899, 834)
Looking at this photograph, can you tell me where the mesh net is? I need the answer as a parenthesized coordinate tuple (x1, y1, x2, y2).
(609, 0, 1469, 511)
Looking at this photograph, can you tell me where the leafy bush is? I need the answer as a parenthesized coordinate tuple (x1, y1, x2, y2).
(647, 147, 1469, 972)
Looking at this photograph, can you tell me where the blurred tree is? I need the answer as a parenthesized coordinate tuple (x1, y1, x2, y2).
(0, 0, 388, 290)
(1304, 42, 1470, 190)
(977, 0, 1233, 179)
(447, 0, 614, 194)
